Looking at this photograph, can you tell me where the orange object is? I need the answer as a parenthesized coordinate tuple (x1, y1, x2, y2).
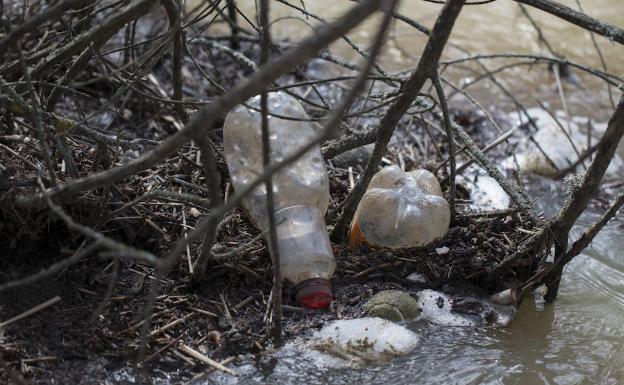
(349, 220, 368, 248)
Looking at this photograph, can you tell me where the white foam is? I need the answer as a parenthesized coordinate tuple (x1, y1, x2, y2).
(506, 108, 624, 177)
(417, 290, 476, 327)
(285, 317, 420, 368)
(312, 317, 420, 355)
(470, 175, 511, 211)
(458, 166, 511, 212)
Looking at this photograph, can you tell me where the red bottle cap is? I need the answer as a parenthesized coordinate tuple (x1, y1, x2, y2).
(295, 278, 333, 309)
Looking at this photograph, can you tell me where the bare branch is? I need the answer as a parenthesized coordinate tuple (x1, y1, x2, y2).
(15, 0, 387, 208)
(515, 0, 624, 45)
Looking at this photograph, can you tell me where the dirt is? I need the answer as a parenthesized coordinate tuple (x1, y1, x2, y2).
(0, 196, 535, 384)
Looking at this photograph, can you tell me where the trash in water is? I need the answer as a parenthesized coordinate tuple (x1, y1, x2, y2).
(468, 174, 511, 211)
(506, 108, 623, 178)
(349, 165, 450, 249)
(223, 91, 336, 308)
(406, 272, 428, 284)
(306, 317, 420, 366)
(364, 290, 422, 322)
(417, 289, 515, 327)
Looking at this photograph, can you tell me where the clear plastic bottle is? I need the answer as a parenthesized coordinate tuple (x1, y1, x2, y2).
(350, 165, 450, 249)
(223, 92, 336, 308)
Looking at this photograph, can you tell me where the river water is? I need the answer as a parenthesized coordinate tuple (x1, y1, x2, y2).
(189, 1, 624, 384)
(211, 0, 623, 117)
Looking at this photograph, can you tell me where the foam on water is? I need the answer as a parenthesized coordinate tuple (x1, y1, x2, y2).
(469, 175, 511, 211)
(505, 108, 624, 178)
(416, 290, 476, 327)
(260, 317, 422, 371)
(312, 317, 419, 354)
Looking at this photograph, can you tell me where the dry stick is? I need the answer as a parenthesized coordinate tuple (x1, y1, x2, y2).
(112, 190, 211, 214)
(187, 357, 237, 384)
(444, 57, 554, 212)
(190, 134, 223, 285)
(0, 359, 29, 385)
(258, 0, 282, 342)
(181, 205, 194, 275)
(451, 119, 537, 221)
(274, 0, 396, 87)
(218, 0, 337, 114)
(0, 0, 93, 59)
(552, 66, 580, 163)
(0, 242, 99, 293)
(521, 192, 624, 294)
(15, 0, 386, 209)
(489, 96, 624, 278)
(41, 182, 160, 266)
(560, 192, 624, 266)
(227, 0, 240, 49)
(142, 331, 187, 363)
(163, 0, 187, 122)
(441, 77, 504, 133)
(518, 4, 558, 57)
(432, 74, 456, 221)
(536, 100, 583, 169)
(2, 0, 157, 81)
(0, 140, 39, 172)
(574, 0, 615, 109)
(15, 44, 57, 186)
(528, 134, 560, 174)
(323, 43, 583, 160)
(30, 0, 158, 80)
(90, 257, 120, 320)
(178, 345, 239, 376)
(442, 54, 623, 86)
(14, 54, 80, 177)
(544, 95, 624, 301)
(331, 0, 467, 241)
(438, 126, 517, 178)
(0, 93, 141, 150)
(556, 142, 599, 179)
(203, 50, 342, 121)
(46, 48, 94, 110)
(0, 296, 61, 329)
(514, 0, 624, 45)
(149, 312, 194, 337)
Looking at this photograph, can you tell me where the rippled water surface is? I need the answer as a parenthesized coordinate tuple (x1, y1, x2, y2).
(190, 2, 624, 384)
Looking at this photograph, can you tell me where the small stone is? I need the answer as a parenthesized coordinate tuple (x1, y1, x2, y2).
(435, 246, 449, 255)
(189, 207, 201, 217)
(364, 290, 421, 322)
(405, 272, 428, 284)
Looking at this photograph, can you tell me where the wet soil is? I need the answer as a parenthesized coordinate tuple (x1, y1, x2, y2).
(0, 196, 535, 384)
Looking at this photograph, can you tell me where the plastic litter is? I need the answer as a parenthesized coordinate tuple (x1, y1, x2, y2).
(308, 317, 420, 365)
(506, 108, 623, 178)
(364, 290, 422, 322)
(350, 165, 450, 248)
(223, 92, 336, 308)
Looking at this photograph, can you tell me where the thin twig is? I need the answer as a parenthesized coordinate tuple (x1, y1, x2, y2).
(432, 73, 456, 221)
(0, 296, 61, 329)
(259, 0, 283, 342)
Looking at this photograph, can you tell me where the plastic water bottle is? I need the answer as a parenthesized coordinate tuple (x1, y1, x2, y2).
(349, 165, 450, 249)
(223, 92, 336, 308)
